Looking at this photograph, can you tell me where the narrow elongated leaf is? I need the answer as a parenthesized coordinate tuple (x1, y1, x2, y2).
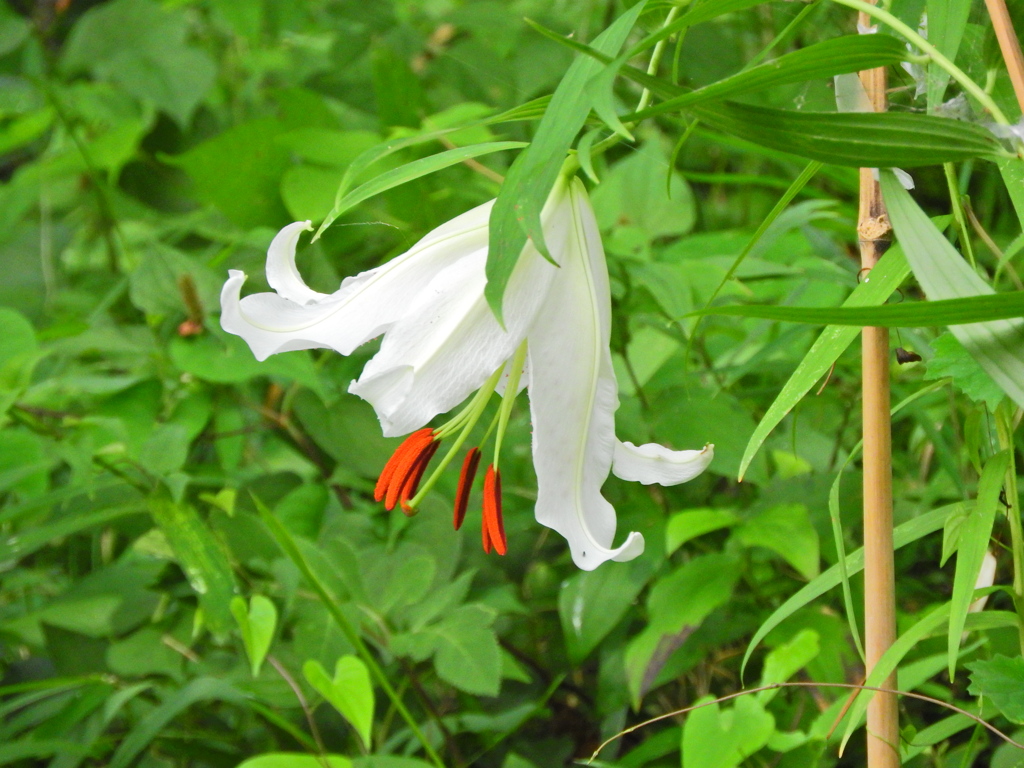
(881, 171, 1024, 408)
(839, 604, 952, 754)
(630, 0, 770, 57)
(948, 450, 1010, 679)
(627, 36, 908, 122)
(316, 141, 524, 234)
(738, 245, 910, 480)
(695, 291, 1024, 326)
(109, 678, 246, 768)
(485, 1, 646, 320)
(148, 496, 237, 637)
(693, 102, 1004, 167)
(741, 504, 957, 677)
(926, 0, 972, 112)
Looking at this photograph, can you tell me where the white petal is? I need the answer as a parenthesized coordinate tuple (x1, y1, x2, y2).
(220, 203, 492, 360)
(527, 178, 643, 570)
(350, 184, 574, 435)
(612, 441, 714, 485)
(265, 220, 325, 305)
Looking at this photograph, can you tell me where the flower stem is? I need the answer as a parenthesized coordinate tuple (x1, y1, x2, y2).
(493, 340, 528, 471)
(828, 0, 1011, 125)
(409, 365, 505, 508)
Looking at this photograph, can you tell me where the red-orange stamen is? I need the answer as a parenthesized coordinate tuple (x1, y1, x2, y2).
(399, 440, 440, 514)
(377, 429, 434, 509)
(453, 448, 481, 531)
(482, 465, 506, 556)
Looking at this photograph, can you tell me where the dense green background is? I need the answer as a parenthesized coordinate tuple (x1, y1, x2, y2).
(2, 0, 1024, 766)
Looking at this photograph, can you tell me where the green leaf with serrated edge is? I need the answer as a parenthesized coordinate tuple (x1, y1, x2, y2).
(303, 656, 374, 749)
(426, 605, 501, 696)
(881, 171, 1024, 408)
(925, 332, 1006, 409)
(315, 141, 523, 235)
(109, 678, 246, 768)
(948, 450, 1010, 679)
(839, 604, 951, 755)
(625, 36, 908, 124)
(665, 508, 738, 554)
(231, 595, 277, 677)
(967, 655, 1024, 723)
(484, 1, 646, 321)
(693, 291, 1024, 326)
(926, 0, 972, 113)
(148, 496, 237, 637)
(692, 102, 1004, 167)
(741, 503, 957, 679)
(738, 244, 909, 480)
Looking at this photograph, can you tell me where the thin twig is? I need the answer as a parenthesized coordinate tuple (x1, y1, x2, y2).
(439, 136, 505, 183)
(586, 681, 1024, 763)
(267, 655, 329, 763)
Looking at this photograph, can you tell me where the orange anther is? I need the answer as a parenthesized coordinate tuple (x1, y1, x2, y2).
(375, 428, 433, 506)
(482, 465, 506, 556)
(453, 447, 481, 531)
(399, 440, 440, 514)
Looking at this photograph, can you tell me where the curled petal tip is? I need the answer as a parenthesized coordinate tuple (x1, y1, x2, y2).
(611, 440, 714, 486)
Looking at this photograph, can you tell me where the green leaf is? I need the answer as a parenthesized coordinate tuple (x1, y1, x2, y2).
(839, 604, 951, 753)
(148, 496, 238, 638)
(590, 140, 695, 240)
(693, 101, 1004, 167)
(485, 0, 646, 321)
(998, 157, 1024, 230)
(109, 678, 246, 768)
(425, 605, 501, 697)
(948, 450, 1010, 679)
(236, 756, 351, 768)
(665, 508, 739, 555)
(742, 504, 957, 678)
(757, 629, 820, 704)
(625, 554, 739, 705)
(165, 118, 290, 228)
(60, 0, 214, 125)
(558, 558, 653, 663)
(303, 656, 375, 749)
(925, 332, 1006, 409)
(881, 171, 1024, 408)
(681, 695, 775, 768)
(314, 141, 524, 234)
(967, 655, 1024, 723)
(926, 0, 972, 112)
(627, 36, 908, 123)
(629, 0, 770, 57)
(695, 291, 1024, 327)
(231, 595, 278, 678)
(738, 245, 909, 480)
(735, 503, 819, 580)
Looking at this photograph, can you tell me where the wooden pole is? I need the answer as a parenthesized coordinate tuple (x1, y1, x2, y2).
(857, 7, 900, 767)
(983, 0, 1024, 113)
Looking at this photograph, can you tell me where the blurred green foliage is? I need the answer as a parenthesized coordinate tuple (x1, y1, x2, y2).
(1, 0, 1023, 767)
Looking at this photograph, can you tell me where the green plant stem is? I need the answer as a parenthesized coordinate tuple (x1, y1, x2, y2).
(943, 163, 977, 268)
(258, 503, 445, 768)
(828, 0, 1011, 125)
(995, 402, 1024, 654)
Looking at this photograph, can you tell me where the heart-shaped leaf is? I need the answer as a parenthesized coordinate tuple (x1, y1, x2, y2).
(682, 696, 775, 768)
(303, 656, 374, 749)
(230, 595, 277, 677)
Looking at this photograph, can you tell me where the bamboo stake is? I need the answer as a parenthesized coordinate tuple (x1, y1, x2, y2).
(857, 5, 900, 766)
(984, 0, 1024, 113)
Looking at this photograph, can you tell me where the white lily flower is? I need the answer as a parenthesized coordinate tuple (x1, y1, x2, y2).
(220, 175, 713, 570)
